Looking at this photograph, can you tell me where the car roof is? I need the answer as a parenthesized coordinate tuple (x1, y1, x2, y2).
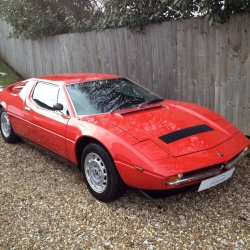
(31, 73, 123, 86)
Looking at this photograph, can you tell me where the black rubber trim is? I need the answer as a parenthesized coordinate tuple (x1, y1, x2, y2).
(159, 124, 214, 144)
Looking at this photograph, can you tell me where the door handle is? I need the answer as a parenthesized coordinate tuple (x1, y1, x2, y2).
(24, 107, 30, 112)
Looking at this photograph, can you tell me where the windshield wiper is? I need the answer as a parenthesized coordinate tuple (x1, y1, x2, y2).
(138, 98, 164, 108)
(109, 99, 143, 113)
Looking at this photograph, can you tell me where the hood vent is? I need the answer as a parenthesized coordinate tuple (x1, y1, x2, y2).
(159, 124, 214, 144)
(120, 105, 167, 116)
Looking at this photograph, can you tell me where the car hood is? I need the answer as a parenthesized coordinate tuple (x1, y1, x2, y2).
(108, 101, 240, 157)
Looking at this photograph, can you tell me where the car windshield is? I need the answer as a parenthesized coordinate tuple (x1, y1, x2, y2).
(66, 78, 162, 116)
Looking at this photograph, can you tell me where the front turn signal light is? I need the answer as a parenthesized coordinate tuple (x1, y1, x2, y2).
(166, 174, 183, 183)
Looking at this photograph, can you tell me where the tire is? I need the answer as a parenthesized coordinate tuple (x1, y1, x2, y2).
(0, 108, 19, 143)
(81, 143, 127, 202)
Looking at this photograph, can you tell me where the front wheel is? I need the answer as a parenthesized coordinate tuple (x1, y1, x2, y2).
(0, 108, 19, 143)
(81, 143, 127, 202)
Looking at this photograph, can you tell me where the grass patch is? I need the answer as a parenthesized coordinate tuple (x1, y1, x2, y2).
(0, 58, 23, 87)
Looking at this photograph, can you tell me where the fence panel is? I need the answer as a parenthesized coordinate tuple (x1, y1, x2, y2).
(0, 13, 249, 135)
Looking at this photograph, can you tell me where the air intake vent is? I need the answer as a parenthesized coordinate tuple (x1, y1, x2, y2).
(159, 124, 214, 144)
(120, 105, 167, 116)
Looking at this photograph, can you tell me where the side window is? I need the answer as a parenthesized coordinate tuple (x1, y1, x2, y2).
(32, 82, 59, 111)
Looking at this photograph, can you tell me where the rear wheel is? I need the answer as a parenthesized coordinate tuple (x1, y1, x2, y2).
(0, 108, 19, 143)
(81, 143, 127, 202)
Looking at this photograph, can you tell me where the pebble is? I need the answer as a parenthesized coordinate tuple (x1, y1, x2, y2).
(104, 242, 111, 249)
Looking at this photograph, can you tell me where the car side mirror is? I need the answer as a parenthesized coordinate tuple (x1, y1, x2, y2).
(53, 103, 64, 111)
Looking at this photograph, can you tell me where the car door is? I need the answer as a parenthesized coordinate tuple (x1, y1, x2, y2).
(22, 82, 70, 159)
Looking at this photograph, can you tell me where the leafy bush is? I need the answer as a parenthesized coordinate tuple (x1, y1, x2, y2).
(0, 0, 95, 40)
(0, 0, 249, 40)
(0, 0, 67, 40)
(173, 0, 250, 25)
(82, 0, 183, 31)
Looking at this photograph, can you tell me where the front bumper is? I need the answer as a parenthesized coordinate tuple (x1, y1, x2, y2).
(167, 149, 249, 186)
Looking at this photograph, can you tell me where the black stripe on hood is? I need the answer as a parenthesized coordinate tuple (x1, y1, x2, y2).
(159, 124, 214, 144)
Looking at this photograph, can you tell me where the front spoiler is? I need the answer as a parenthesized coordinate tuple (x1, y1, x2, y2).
(132, 184, 199, 199)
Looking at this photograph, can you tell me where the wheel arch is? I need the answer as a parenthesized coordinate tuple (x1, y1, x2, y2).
(0, 102, 7, 110)
(0, 105, 19, 143)
(75, 136, 111, 168)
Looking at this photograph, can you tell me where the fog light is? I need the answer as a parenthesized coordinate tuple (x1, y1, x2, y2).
(166, 174, 183, 183)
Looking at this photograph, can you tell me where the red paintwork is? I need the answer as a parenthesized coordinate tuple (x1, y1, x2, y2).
(0, 73, 249, 191)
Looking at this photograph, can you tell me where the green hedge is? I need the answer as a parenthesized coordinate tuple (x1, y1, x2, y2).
(0, 0, 249, 40)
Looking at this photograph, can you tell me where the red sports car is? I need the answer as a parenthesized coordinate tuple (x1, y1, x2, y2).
(0, 73, 249, 202)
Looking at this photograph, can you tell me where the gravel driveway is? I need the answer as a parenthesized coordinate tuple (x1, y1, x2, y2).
(0, 136, 249, 249)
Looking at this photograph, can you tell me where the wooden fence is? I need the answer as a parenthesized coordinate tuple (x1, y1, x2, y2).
(0, 13, 249, 135)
